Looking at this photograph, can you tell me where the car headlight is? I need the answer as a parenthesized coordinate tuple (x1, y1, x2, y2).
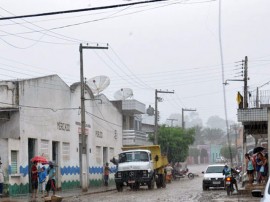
(203, 177, 211, 180)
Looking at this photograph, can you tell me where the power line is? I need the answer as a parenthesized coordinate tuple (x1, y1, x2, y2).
(0, 0, 174, 21)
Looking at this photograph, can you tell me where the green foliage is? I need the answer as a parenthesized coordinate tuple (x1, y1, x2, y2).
(220, 145, 237, 159)
(157, 125, 195, 163)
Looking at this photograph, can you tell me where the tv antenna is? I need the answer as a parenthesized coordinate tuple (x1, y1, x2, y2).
(114, 88, 133, 100)
(87, 75, 110, 95)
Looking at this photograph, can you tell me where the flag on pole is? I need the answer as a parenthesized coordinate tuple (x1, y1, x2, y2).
(236, 92, 243, 105)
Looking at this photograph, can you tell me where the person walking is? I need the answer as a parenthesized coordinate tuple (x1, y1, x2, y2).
(257, 152, 268, 184)
(31, 161, 38, 199)
(0, 161, 4, 197)
(245, 153, 255, 186)
(38, 166, 47, 198)
(104, 162, 111, 186)
(255, 154, 262, 184)
(45, 162, 56, 197)
(165, 163, 173, 183)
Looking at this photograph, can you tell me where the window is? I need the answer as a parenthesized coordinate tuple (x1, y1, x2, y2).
(109, 147, 114, 160)
(11, 150, 18, 174)
(96, 146, 101, 164)
(62, 142, 70, 161)
(40, 140, 49, 159)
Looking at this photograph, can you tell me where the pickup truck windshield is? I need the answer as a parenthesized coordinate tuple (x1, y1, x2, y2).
(119, 151, 149, 163)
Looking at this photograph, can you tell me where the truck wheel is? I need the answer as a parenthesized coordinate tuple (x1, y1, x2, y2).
(116, 183, 123, 192)
(148, 177, 155, 190)
(202, 184, 207, 191)
(161, 175, 166, 188)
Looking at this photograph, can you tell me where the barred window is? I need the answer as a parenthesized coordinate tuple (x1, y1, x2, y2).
(11, 150, 18, 174)
(62, 142, 70, 161)
(96, 146, 101, 164)
(40, 140, 49, 159)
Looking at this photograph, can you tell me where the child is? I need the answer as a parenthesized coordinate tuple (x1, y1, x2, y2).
(104, 162, 111, 186)
(38, 166, 47, 198)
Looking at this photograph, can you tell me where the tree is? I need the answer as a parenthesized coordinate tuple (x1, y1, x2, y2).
(220, 145, 237, 159)
(202, 127, 226, 144)
(193, 125, 205, 145)
(154, 125, 195, 163)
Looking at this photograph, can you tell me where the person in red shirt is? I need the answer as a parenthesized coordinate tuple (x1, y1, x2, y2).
(104, 162, 111, 186)
(31, 161, 38, 199)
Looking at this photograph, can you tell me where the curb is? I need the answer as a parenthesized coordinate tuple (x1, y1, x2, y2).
(62, 187, 116, 199)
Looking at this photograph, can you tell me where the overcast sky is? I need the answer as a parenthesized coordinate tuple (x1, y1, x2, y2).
(0, 0, 270, 125)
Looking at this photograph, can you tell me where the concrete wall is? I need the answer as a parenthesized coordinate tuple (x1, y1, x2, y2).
(0, 81, 17, 107)
(0, 112, 20, 139)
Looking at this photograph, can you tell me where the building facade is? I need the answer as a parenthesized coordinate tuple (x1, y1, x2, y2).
(0, 75, 122, 196)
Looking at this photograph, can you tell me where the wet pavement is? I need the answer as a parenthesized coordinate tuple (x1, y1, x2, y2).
(0, 185, 115, 202)
(0, 164, 261, 202)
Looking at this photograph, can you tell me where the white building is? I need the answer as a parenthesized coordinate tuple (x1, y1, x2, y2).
(0, 75, 123, 196)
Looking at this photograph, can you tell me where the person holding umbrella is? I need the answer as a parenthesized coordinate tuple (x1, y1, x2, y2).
(31, 161, 38, 199)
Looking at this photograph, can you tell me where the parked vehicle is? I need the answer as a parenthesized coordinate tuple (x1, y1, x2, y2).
(252, 177, 270, 201)
(202, 164, 225, 190)
(114, 145, 168, 192)
(172, 165, 194, 180)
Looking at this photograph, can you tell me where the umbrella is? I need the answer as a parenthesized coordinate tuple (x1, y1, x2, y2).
(42, 161, 58, 167)
(31, 156, 48, 163)
(253, 146, 265, 154)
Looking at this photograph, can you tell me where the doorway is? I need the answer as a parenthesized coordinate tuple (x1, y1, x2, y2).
(52, 141, 60, 190)
(28, 138, 36, 193)
(103, 147, 108, 166)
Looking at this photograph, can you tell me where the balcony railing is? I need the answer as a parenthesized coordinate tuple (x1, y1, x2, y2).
(122, 129, 151, 146)
(247, 90, 270, 108)
(122, 100, 145, 114)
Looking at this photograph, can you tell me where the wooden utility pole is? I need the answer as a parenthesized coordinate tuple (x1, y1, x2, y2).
(182, 108, 196, 129)
(167, 118, 178, 127)
(154, 89, 174, 144)
(243, 56, 248, 109)
(79, 43, 108, 191)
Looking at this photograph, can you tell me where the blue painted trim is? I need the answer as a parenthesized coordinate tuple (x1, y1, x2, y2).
(8, 165, 28, 177)
(89, 166, 117, 174)
(60, 166, 80, 175)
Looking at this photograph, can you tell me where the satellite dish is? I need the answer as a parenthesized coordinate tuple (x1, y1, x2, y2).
(87, 75, 110, 95)
(114, 88, 133, 100)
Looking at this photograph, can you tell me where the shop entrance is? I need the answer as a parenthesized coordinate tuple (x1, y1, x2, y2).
(28, 138, 36, 193)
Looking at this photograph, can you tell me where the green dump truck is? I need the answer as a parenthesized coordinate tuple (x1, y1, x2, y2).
(114, 145, 168, 191)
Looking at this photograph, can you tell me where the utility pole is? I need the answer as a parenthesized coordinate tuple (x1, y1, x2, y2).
(167, 118, 178, 127)
(154, 89, 174, 144)
(224, 56, 248, 167)
(182, 108, 196, 129)
(243, 56, 248, 109)
(242, 56, 248, 172)
(79, 43, 108, 191)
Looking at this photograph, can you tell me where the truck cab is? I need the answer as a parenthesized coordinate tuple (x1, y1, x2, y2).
(114, 145, 167, 192)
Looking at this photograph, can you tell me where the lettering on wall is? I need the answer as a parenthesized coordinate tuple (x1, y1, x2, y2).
(57, 122, 70, 131)
(95, 131, 103, 138)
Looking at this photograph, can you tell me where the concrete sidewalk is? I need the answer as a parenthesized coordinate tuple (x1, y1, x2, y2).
(0, 185, 115, 202)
